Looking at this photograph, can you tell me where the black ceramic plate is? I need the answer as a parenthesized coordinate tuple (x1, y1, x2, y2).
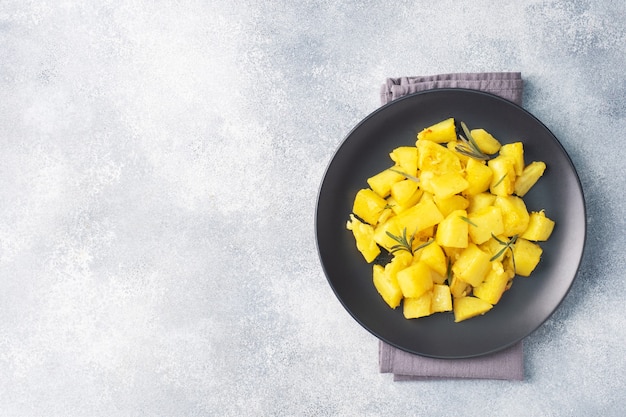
(316, 88, 586, 358)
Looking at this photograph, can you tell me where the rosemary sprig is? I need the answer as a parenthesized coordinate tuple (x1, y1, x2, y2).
(386, 228, 415, 254)
(490, 233, 518, 272)
(492, 173, 507, 188)
(414, 239, 434, 252)
(459, 216, 478, 227)
(455, 121, 491, 161)
(388, 167, 420, 183)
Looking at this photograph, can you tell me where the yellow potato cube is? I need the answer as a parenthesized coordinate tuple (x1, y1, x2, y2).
(494, 195, 530, 236)
(367, 167, 405, 198)
(389, 146, 418, 176)
(511, 238, 543, 277)
(469, 128, 502, 154)
(473, 261, 512, 305)
(453, 296, 493, 322)
(416, 139, 463, 175)
(373, 264, 402, 309)
(443, 245, 464, 262)
(386, 196, 406, 215)
(521, 210, 555, 241)
(396, 261, 434, 298)
(467, 205, 505, 245)
(452, 243, 492, 287)
(373, 251, 413, 308)
(352, 188, 388, 226)
(488, 155, 517, 196)
(429, 271, 447, 285)
(515, 161, 546, 197)
(433, 194, 469, 217)
(479, 235, 510, 262)
(389, 250, 414, 267)
(422, 171, 469, 199)
(464, 158, 493, 196)
(446, 140, 471, 165)
(377, 206, 395, 224)
(395, 198, 444, 236)
(431, 284, 453, 313)
(449, 274, 470, 298)
(467, 192, 497, 213)
(499, 142, 525, 175)
(436, 209, 469, 248)
(419, 191, 434, 203)
(384, 251, 413, 280)
(416, 117, 457, 143)
(373, 217, 403, 251)
(346, 214, 381, 263)
(417, 240, 448, 277)
(403, 291, 433, 319)
(415, 226, 436, 241)
(390, 179, 422, 208)
(390, 198, 424, 216)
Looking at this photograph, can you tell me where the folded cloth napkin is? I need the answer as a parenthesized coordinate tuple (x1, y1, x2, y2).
(381, 72, 523, 106)
(378, 72, 525, 381)
(379, 341, 524, 381)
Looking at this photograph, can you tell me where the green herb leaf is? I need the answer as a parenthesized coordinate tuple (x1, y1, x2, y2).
(455, 121, 491, 161)
(491, 233, 507, 245)
(388, 167, 420, 183)
(461, 122, 484, 155)
(386, 228, 415, 254)
(459, 216, 478, 227)
(490, 245, 510, 262)
(489, 234, 519, 274)
(414, 239, 434, 252)
(493, 173, 507, 188)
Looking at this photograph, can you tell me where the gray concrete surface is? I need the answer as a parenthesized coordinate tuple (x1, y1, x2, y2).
(0, 1, 624, 416)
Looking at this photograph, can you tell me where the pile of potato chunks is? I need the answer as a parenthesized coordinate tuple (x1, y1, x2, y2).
(346, 118, 555, 322)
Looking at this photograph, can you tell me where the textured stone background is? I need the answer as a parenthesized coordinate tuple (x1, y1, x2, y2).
(1, 1, 624, 416)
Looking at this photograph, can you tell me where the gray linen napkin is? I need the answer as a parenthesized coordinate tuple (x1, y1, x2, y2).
(378, 72, 524, 381)
(380, 72, 523, 106)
